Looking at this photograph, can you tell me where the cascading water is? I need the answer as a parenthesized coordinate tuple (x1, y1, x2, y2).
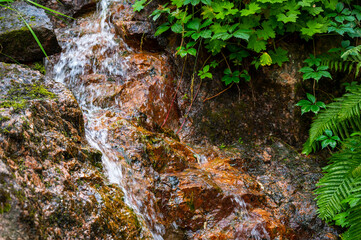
(51, 0, 269, 239)
(52, 0, 164, 238)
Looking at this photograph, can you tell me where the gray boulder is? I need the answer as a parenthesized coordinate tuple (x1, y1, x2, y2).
(0, 1, 60, 62)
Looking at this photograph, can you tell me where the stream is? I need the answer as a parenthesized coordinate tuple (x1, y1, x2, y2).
(51, 0, 293, 239)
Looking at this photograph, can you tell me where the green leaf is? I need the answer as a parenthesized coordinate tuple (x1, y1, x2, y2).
(325, 129, 333, 137)
(200, 19, 213, 29)
(210, 61, 218, 68)
(240, 2, 261, 16)
(187, 18, 202, 31)
(191, 32, 201, 40)
(334, 212, 349, 227)
(256, 21, 276, 40)
(213, 32, 232, 40)
(316, 135, 328, 141)
(332, 136, 341, 141)
(190, 0, 200, 6)
(299, 67, 315, 73)
(133, 0, 147, 12)
(202, 5, 215, 19)
(200, 30, 212, 38)
(307, 93, 316, 103)
(301, 105, 312, 114)
(240, 70, 251, 82)
(171, 23, 183, 33)
(276, 13, 298, 23)
(203, 65, 210, 72)
(228, 23, 240, 33)
(336, 2, 344, 13)
(329, 140, 337, 148)
(311, 104, 320, 114)
(304, 54, 321, 66)
(247, 35, 267, 53)
(26, 0, 74, 19)
(317, 65, 329, 71)
(301, 20, 328, 36)
(296, 99, 312, 107)
(297, 0, 313, 7)
(171, 0, 184, 8)
(155, 23, 170, 36)
(233, 29, 251, 41)
(205, 39, 226, 55)
(260, 52, 272, 66)
(224, 68, 232, 75)
(201, 0, 211, 5)
(187, 48, 197, 56)
(316, 101, 327, 109)
(269, 47, 289, 67)
(306, 6, 324, 16)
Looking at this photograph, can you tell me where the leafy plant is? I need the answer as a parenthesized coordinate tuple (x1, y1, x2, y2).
(316, 129, 340, 149)
(198, 65, 212, 79)
(303, 84, 361, 154)
(296, 93, 326, 115)
(221, 68, 250, 85)
(300, 54, 332, 82)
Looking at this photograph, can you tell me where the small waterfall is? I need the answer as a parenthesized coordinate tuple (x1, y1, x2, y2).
(52, 0, 164, 238)
(51, 0, 270, 239)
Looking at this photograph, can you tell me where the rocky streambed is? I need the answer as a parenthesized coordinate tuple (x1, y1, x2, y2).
(0, 0, 339, 239)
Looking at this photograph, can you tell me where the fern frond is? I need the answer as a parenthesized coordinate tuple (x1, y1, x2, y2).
(342, 203, 361, 240)
(341, 45, 361, 60)
(303, 85, 361, 154)
(321, 46, 361, 78)
(315, 146, 361, 221)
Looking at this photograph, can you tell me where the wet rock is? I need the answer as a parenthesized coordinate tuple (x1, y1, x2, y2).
(84, 110, 337, 239)
(113, 20, 163, 51)
(0, 62, 143, 239)
(111, 1, 168, 51)
(0, 2, 61, 62)
(37, 0, 99, 17)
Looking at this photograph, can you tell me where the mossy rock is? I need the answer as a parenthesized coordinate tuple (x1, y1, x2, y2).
(0, 2, 61, 62)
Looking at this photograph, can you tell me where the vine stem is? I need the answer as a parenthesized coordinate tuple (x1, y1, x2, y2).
(203, 52, 233, 102)
(161, 56, 187, 128)
(203, 83, 233, 102)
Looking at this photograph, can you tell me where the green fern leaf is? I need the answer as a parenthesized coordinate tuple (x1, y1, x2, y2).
(342, 205, 361, 240)
(315, 147, 361, 221)
(303, 85, 361, 154)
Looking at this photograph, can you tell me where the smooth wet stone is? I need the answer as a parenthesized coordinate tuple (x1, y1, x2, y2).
(0, 2, 60, 62)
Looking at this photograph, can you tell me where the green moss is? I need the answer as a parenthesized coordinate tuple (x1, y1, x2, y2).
(0, 115, 10, 123)
(0, 82, 56, 111)
(32, 62, 46, 74)
(0, 99, 27, 110)
(0, 189, 11, 214)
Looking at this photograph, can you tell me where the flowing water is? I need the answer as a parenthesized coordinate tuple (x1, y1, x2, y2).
(51, 0, 269, 239)
(53, 1, 164, 238)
